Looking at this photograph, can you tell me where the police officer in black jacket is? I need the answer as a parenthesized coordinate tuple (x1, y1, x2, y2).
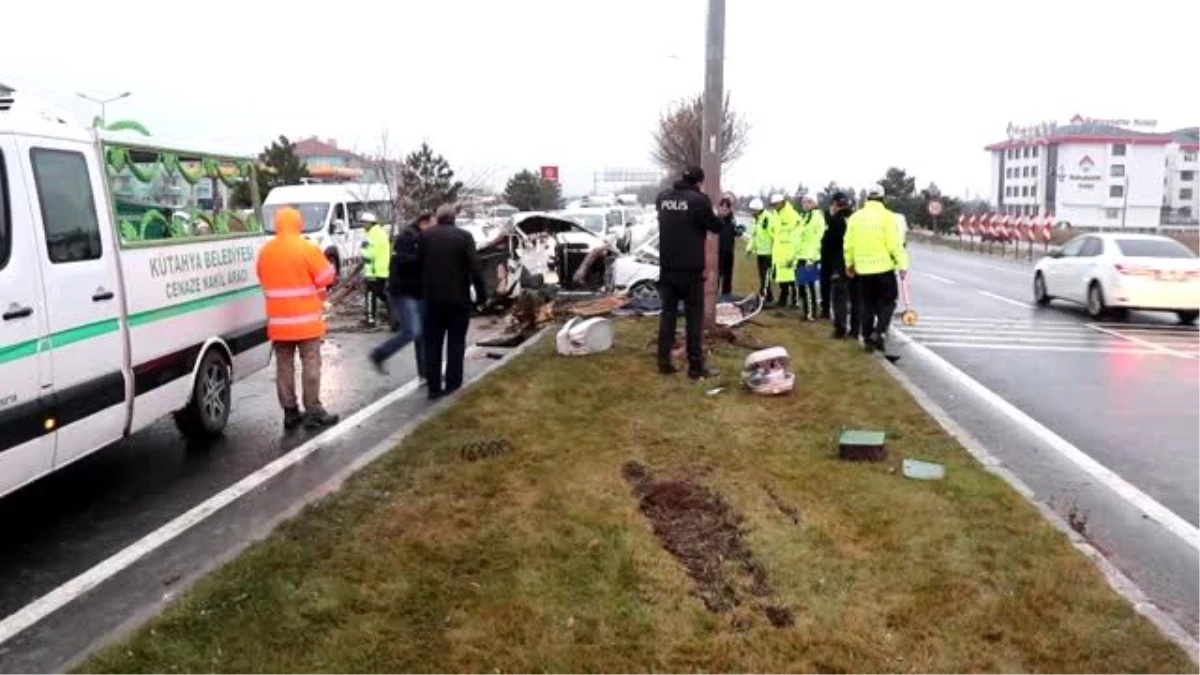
(655, 166, 723, 379)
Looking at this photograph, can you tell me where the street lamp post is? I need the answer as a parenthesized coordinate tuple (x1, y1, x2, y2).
(76, 91, 131, 125)
(700, 0, 726, 327)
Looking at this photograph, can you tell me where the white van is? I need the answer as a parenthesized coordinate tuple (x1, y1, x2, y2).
(262, 182, 392, 278)
(0, 86, 272, 500)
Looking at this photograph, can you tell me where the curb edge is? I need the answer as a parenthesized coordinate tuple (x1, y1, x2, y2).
(879, 358, 1200, 665)
(60, 328, 550, 672)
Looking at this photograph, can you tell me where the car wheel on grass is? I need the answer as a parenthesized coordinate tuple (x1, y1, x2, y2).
(1033, 272, 1052, 307)
(1177, 310, 1199, 325)
(629, 281, 659, 301)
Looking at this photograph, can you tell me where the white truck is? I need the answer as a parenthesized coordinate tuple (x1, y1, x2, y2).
(0, 85, 272, 500)
(261, 182, 392, 279)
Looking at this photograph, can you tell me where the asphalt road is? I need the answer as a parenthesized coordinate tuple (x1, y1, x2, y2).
(0, 319, 514, 672)
(891, 240, 1199, 634)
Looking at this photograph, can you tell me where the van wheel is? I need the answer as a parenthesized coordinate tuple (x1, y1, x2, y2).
(325, 250, 341, 281)
(174, 349, 232, 439)
(1178, 310, 1199, 325)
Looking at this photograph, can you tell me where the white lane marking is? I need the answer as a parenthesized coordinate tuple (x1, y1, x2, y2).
(893, 331, 1200, 550)
(918, 272, 956, 285)
(915, 316, 1077, 325)
(1094, 323, 1199, 334)
(909, 335, 1122, 346)
(0, 377, 423, 647)
(977, 290, 1034, 309)
(1087, 323, 1196, 360)
(918, 342, 1165, 354)
(904, 325, 1103, 335)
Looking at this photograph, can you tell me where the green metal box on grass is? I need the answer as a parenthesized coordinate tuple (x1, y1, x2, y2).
(839, 429, 886, 462)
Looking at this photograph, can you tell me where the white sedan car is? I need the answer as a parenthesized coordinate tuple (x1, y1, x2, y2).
(1033, 233, 1200, 324)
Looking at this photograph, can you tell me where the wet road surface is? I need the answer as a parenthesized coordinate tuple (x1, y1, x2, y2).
(890, 241, 1199, 634)
(0, 319, 521, 672)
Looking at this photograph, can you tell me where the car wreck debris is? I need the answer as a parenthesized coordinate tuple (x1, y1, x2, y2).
(741, 347, 795, 395)
(838, 429, 887, 462)
(555, 317, 614, 356)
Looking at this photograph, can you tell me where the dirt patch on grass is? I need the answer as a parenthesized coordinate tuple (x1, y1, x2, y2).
(622, 461, 794, 627)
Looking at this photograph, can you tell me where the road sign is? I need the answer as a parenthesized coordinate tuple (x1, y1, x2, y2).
(927, 200, 944, 217)
(540, 165, 559, 182)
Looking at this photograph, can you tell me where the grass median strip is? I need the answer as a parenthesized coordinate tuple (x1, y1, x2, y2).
(80, 286, 1193, 673)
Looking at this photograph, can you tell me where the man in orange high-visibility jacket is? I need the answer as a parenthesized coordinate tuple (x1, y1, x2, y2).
(256, 207, 340, 429)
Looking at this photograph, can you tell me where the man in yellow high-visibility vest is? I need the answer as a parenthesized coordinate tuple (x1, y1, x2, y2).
(845, 184, 908, 354)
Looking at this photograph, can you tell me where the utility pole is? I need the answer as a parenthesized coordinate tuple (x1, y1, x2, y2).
(76, 91, 131, 126)
(700, 0, 726, 327)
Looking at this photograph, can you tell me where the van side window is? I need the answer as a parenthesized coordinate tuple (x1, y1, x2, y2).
(103, 143, 262, 245)
(0, 148, 10, 270)
(30, 148, 103, 263)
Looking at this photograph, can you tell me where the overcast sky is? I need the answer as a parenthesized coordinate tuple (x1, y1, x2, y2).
(3, 0, 1194, 199)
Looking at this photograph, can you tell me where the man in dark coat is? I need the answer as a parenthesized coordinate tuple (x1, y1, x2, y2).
(369, 213, 433, 378)
(420, 204, 488, 400)
(820, 192, 860, 339)
(716, 196, 737, 296)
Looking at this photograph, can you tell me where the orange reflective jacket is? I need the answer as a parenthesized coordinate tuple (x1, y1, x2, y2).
(256, 208, 337, 342)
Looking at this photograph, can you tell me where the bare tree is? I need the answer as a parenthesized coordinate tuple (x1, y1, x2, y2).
(650, 92, 749, 174)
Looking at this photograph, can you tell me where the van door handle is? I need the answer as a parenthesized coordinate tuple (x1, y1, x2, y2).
(3, 304, 33, 321)
(92, 288, 115, 302)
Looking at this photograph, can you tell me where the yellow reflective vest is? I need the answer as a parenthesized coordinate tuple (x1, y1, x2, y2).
(771, 202, 801, 282)
(844, 201, 908, 276)
(746, 210, 776, 255)
(362, 224, 391, 279)
(797, 208, 826, 261)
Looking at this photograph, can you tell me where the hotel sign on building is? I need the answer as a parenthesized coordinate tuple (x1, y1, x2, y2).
(986, 115, 1182, 229)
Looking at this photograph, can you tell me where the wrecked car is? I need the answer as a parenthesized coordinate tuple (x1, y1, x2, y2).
(611, 232, 661, 300)
(470, 214, 612, 312)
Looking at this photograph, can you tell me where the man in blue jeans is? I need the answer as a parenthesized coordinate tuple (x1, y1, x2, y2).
(369, 213, 433, 379)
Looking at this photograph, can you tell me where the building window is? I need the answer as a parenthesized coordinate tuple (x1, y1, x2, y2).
(1031, 185, 1037, 198)
(1005, 167, 1012, 179)
(1184, 151, 1197, 162)
(1182, 171, 1196, 181)
(1032, 146, 1039, 157)
(1183, 188, 1195, 201)
(1110, 185, 1124, 198)
(1112, 143, 1127, 156)
(1022, 166, 1030, 177)
(1111, 164, 1125, 177)
(1032, 166, 1038, 177)
(1105, 208, 1120, 219)
(1021, 186, 1029, 197)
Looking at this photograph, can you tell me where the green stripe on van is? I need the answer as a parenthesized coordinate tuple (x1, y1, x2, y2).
(0, 284, 262, 365)
(0, 339, 41, 365)
(127, 285, 262, 327)
(46, 318, 121, 349)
